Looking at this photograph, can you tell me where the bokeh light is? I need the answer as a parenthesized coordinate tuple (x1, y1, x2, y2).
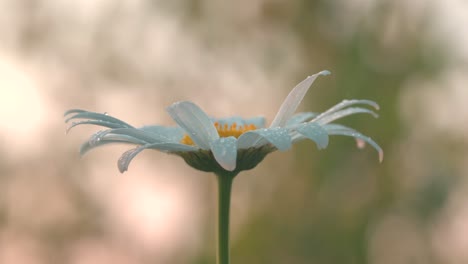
(1, 0, 467, 263)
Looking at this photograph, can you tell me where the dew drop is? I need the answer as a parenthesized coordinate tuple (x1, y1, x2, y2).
(356, 139, 366, 149)
(89, 131, 104, 146)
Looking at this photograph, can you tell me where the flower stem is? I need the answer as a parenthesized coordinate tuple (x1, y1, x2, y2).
(215, 173, 233, 264)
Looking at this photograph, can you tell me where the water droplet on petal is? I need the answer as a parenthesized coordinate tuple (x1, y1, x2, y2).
(89, 131, 104, 145)
(356, 138, 366, 149)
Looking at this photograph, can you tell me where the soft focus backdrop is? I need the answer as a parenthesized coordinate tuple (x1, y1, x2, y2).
(0, 1, 467, 264)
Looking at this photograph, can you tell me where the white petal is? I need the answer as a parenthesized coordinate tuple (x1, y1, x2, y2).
(311, 99, 379, 123)
(238, 128, 292, 151)
(316, 107, 378, 125)
(296, 123, 329, 149)
(117, 143, 198, 173)
(326, 127, 383, 162)
(236, 132, 269, 149)
(146, 142, 199, 152)
(286, 112, 319, 126)
(166, 101, 219, 150)
(270, 70, 330, 128)
(139, 126, 184, 142)
(80, 135, 146, 155)
(90, 128, 172, 145)
(64, 110, 134, 128)
(66, 120, 128, 133)
(211, 137, 238, 171)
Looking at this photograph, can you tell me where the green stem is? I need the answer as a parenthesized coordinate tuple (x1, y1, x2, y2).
(216, 173, 233, 264)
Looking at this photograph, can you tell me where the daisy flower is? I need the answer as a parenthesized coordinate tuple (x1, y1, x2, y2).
(65, 70, 383, 177)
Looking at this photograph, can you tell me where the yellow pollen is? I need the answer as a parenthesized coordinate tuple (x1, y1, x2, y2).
(180, 122, 257, 145)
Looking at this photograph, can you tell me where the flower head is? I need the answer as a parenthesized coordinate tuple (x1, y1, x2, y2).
(65, 71, 383, 176)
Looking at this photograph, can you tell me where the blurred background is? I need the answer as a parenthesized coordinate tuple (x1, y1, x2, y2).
(0, 0, 467, 263)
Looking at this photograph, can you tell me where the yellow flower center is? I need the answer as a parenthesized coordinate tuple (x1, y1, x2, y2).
(180, 122, 257, 145)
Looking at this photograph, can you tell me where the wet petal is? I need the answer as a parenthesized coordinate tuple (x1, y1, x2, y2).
(326, 127, 383, 162)
(270, 70, 330, 128)
(322, 123, 353, 131)
(139, 126, 184, 142)
(286, 112, 319, 126)
(238, 127, 291, 151)
(316, 107, 378, 125)
(118, 143, 198, 173)
(145, 142, 199, 152)
(64, 109, 87, 115)
(312, 99, 379, 122)
(80, 135, 146, 155)
(296, 123, 329, 149)
(91, 128, 172, 145)
(236, 132, 268, 149)
(167, 101, 219, 150)
(211, 137, 238, 171)
(66, 120, 128, 133)
(323, 124, 370, 151)
(64, 110, 134, 128)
